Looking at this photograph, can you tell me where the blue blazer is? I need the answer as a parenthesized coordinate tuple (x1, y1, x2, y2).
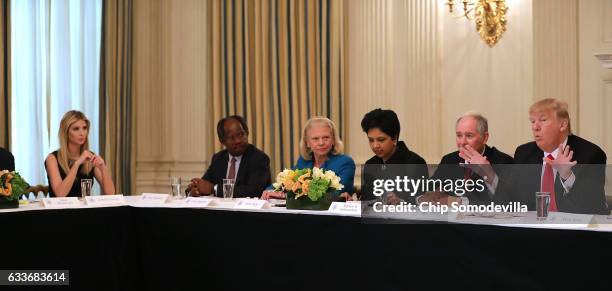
(294, 154, 356, 194)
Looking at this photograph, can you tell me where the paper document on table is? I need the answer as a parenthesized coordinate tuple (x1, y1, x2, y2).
(546, 212, 596, 228)
(328, 202, 361, 215)
(86, 195, 127, 206)
(182, 197, 217, 208)
(41, 197, 81, 208)
(233, 199, 270, 210)
(136, 193, 170, 206)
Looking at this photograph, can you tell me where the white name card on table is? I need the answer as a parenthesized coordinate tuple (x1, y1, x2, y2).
(327, 202, 361, 215)
(233, 199, 269, 210)
(137, 193, 170, 206)
(546, 212, 596, 227)
(41, 197, 81, 208)
(85, 195, 126, 206)
(183, 197, 217, 207)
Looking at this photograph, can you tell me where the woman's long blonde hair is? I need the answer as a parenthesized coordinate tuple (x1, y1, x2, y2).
(57, 110, 92, 175)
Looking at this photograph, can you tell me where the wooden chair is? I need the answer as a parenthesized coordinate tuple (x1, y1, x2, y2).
(24, 185, 50, 198)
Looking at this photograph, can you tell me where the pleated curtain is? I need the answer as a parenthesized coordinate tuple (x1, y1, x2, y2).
(99, 0, 134, 194)
(0, 0, 9, 150)
(208, 0, 346, 176)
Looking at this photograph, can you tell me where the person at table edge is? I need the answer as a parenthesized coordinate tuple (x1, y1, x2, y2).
(359, 108, 428, 204)
(498, 98, 608, 215)
(45, 110, 115, 197)
(0, 147, 15, 171)
(262, 117, 355, 200)
(187, 115, 271, 198)
(421, 112, 513, 205)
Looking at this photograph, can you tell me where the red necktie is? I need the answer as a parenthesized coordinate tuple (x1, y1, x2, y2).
(541, 154, 558, 212)
(227, 157, 237, 180)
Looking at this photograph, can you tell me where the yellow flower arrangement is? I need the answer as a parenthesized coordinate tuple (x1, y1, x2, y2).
(272, 167, 343, 202)
(0, 170, 29, 201)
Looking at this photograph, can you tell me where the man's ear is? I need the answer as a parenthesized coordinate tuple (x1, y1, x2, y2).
(482, 132, 490, 144)
(559, 119, 569, 132)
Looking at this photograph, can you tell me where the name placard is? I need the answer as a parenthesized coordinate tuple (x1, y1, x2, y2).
(85, 195, 126, 206)
(546, 212, 596, 227)
(327, 202, 361, 215)
(137, 193, 170, 206)
(183, 197, 217, 207)
(41, 197, 81, 208)
(233, 199, 269, 210)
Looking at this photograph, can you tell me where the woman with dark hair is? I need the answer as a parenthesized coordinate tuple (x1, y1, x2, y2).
(360, 109, 428, 203)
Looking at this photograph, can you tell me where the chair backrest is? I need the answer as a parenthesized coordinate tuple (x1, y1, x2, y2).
(24, 185, 50, 197)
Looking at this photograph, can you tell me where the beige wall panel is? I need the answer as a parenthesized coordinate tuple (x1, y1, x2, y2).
(169, 0, 209, 163)
(134, 0, 209, 194)
(533, 0, 578, 120)
(440, 0, 533, 157)
(347, 0, 441, 166)
(579, 0, 612, 157)
(134, 0, 168, 162)
(605, 1, 612, 43)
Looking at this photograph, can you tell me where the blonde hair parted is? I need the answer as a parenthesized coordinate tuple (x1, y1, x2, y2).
(299, 117, 344, 160)
(529, 98, 572, 134)
(57, 110, 92, 175)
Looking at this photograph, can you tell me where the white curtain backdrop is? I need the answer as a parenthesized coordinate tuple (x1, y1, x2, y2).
(11, 0, 102, 186)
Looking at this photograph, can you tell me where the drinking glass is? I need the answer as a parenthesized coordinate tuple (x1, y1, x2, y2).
(223, 179, 235, 199)
(536, 192, 551, 221)
(81, 179, 93, 199)
(171, 177, 184, 199)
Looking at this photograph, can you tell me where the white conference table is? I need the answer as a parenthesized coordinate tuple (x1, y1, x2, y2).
(2, 194, 612, 233)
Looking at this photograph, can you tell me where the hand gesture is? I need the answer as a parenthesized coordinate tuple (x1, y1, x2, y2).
(76, 151, 94, 166)
(338, 192, 353, 201)
(187, 178, 214, 197)
(458, 145, 496, 181)
(544, 144, 577, 180)
(90, 155, 106, 168)
(261, 190, 285, 200)
(383, 192, 402, 205)
(418, 191, 449, 204)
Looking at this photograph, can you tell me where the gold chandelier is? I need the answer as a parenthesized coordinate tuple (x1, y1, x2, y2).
(446, 0, 508, 47)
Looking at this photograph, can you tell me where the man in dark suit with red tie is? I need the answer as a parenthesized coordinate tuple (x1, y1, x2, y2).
(422, 112, 513, 205)
(508, 98, 608, 215)
(186, 115, 271, 198)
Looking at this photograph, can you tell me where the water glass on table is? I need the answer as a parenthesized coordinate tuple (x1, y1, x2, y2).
(171, 177, 184, 199)
(223, 178, 235, 199)
(81, 179, 93, 199)
(536, 192, 550, 221)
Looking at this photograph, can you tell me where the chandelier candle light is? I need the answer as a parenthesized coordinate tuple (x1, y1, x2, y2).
(446, 0, 508, 47)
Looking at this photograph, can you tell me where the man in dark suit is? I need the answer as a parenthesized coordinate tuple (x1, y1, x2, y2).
(0, 147, 15, 171)
(503, 98, 608, 214)
(422, 112, 513, 205)
(187, 115, 271, 198)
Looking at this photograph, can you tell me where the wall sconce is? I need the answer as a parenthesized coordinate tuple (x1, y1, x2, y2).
(446, 0, 508, 47)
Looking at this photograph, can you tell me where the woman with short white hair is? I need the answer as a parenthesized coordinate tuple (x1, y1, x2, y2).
(261, 116, 355, 199)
